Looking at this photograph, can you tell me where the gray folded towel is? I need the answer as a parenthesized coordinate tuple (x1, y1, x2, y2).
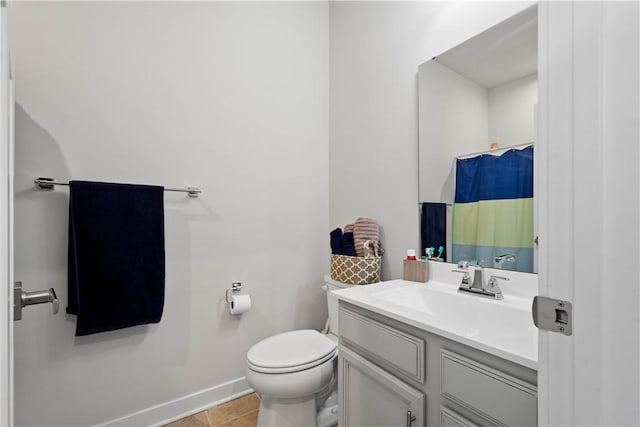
(354, 217, 384, 257)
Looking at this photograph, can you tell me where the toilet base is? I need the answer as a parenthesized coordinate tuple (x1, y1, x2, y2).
(317, 388, 339, 427)
(257, 395, 317, 427)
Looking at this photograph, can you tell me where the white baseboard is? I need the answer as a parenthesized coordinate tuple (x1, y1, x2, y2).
(99, 377, 253, 427)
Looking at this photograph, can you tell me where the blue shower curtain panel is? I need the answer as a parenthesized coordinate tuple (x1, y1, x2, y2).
(452, 146, 534, 272)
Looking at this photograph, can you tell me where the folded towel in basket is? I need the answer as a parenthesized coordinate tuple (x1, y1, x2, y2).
(354, 217, 384, 257)
(330, 228, 344, 254)
(341, 232, 357, 256)
(67, 181, 165, 336)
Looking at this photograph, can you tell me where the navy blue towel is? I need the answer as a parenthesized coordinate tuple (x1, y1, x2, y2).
(330, 228, 343, 255)
(421, 203, 447, 259)
(341, 232, 357, 256)
(67, 181, 165, 336)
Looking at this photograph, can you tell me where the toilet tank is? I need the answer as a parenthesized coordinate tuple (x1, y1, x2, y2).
(323, 275, 352, 336)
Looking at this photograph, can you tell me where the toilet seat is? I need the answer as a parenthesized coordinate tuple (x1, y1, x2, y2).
(247, 329, 337, 374)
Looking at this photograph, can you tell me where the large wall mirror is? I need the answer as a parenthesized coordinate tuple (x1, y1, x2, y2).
(418, 6, 538, 273)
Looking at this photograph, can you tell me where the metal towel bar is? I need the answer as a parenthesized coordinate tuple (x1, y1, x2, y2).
(34, 177, 201, 198)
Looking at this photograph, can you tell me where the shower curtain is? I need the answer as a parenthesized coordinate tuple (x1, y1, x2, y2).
(452, 146, 534, 272)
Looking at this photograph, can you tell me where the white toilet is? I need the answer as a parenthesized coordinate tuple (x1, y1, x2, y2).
(245, 277, 349, 427)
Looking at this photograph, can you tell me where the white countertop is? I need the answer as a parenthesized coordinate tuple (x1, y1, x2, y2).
(330, 262, 538, 370)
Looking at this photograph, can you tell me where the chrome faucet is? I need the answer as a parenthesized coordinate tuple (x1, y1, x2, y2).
(470, 263, 485, 291)
(452, 260, 508, 300)
(493, 254, 516, 269)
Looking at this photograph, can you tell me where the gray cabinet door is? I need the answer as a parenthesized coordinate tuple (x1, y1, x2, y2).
(440, 406, 479, 427)
(339, 346, 425, 427)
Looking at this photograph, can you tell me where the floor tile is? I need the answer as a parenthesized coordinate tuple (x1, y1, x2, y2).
(207, 393, 260, 426)
(217, 410, 258, 427)
(164, 410, 210, 427)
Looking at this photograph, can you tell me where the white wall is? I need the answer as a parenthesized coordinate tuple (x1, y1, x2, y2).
(489, 73, 538, 145)
(10, 2, 329, 426)
(417, 60, 489, 261)
(329, 1, 535, 279)
(418, 60, 488, 204)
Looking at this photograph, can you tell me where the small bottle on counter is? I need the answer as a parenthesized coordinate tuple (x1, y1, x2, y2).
(407, 249, 417, 260)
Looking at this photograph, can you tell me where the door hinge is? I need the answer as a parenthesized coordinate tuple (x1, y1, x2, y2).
(532, 296, 572, 336)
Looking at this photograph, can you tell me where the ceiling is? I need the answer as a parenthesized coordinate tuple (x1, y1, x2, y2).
(435, 6, 537, 89)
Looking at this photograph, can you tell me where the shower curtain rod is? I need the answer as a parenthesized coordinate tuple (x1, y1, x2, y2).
(34, 177, 202, 198)
(455, 142, 534, 160)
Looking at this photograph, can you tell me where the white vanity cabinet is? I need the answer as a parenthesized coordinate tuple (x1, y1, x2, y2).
(338, 301, 537, 427)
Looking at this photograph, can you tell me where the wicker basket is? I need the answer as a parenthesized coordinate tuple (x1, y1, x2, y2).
(330, 240, 381, 285)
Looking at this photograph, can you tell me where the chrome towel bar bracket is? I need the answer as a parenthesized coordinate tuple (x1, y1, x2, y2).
(34, 177, 202, 198)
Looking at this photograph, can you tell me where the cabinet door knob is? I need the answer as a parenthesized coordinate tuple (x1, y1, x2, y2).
(406, 410, 416, 426)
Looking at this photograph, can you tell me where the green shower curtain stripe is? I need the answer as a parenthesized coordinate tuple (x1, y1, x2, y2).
(452, 198, 534, 248)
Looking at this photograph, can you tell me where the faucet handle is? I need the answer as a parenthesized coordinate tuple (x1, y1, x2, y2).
(484, 275, 507, 300)
(452, 269, 471, 287)
(487, 275, 509, 294)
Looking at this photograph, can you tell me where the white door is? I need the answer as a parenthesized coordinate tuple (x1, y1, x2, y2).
(537, 1, 639, 425)
(0, 2, 13, 425)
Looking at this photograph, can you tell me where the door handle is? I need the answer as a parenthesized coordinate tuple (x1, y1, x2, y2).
(14, 282, 59, 321)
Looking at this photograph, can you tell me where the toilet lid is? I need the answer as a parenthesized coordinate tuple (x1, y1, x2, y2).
(247, 329, 337, 374)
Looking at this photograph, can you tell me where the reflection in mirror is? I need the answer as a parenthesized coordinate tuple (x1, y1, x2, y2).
(418, 6, 538, 273)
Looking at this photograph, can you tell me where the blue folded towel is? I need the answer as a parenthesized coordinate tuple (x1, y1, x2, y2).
(341, 232, 356, 256)
(67, 181, 165, 336)
(330, 228, 343, 255)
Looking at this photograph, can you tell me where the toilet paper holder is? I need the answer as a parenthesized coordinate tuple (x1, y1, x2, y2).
(225, 282, 242, 304)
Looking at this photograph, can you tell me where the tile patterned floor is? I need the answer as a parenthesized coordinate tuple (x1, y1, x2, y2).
(164, 393, 260, 427)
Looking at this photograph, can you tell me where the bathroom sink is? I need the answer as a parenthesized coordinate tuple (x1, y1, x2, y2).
(333, 279, 538, 369)
(371, 283, 533, 331)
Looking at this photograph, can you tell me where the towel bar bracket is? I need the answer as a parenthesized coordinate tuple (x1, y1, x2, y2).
(187, 188, 201, 197)
(165, 186, 201, 198)
(35, 177, 55, 190)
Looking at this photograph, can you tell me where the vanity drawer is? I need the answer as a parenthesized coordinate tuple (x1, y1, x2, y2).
(339, 307, 425, 383)
(440, 349, 537, 427)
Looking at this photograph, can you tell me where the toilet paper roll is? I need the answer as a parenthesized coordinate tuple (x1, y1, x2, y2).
(229, 294, 251, 315)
